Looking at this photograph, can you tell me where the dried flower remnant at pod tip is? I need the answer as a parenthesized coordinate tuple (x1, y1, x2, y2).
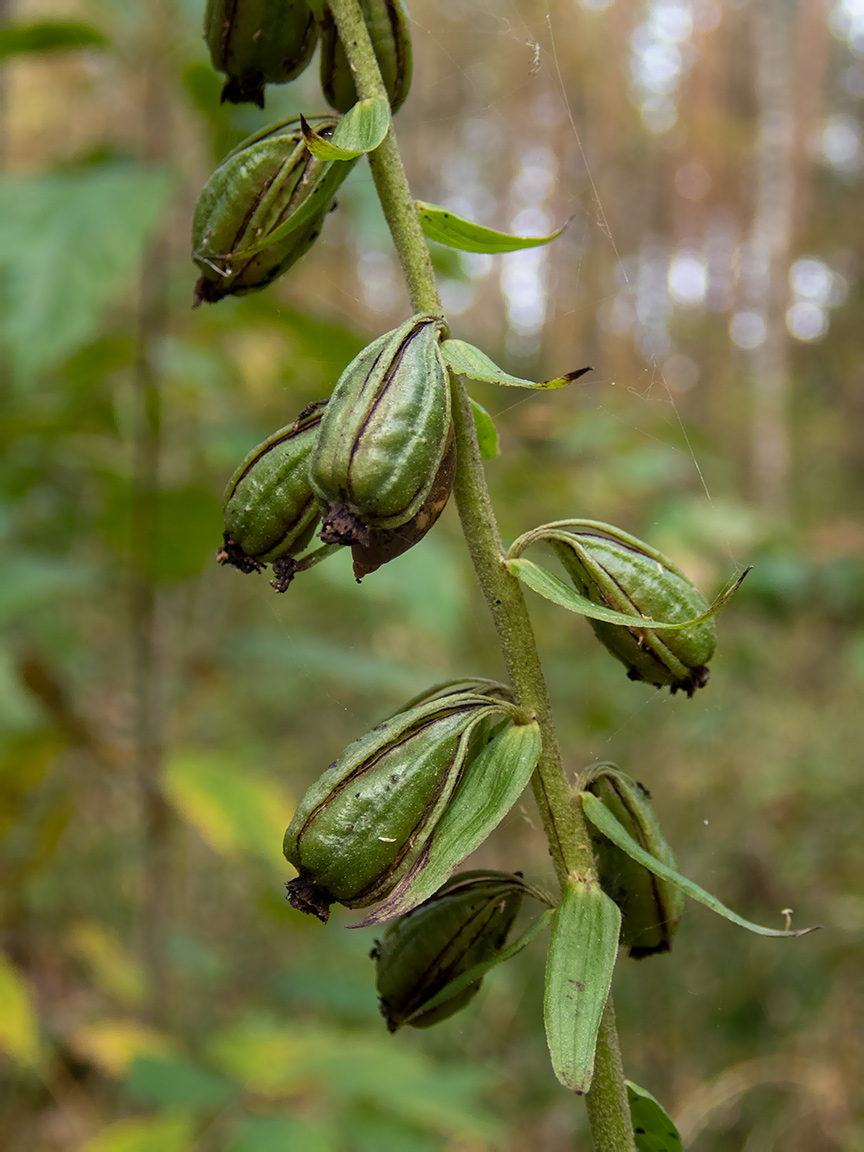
(309, 315, 452, 549)
(319, 0, 413, 114)
(217, 401, 326, 591)
(372, 871, 530, 1031)
(541, 521, 715, 695)
(191, 116, 355, 305)
(204, 0, 319, 108)
(575, 765, 683, 959)
(283, 691, 521, 923)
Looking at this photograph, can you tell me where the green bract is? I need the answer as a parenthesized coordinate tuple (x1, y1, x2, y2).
(576, 765, 684, 959)
(309, 315, 451, 546)
(319, 0, 412, 114)
(204, 0, 318, 108)
(217, 401, 324, 579)
(546, 521, 716, 695)
(192, 116, 355, 304)
(372, 871, 526, 1031)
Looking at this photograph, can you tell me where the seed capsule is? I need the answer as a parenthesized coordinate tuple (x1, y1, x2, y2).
(204, 0, 319, 108)
(309, 316, 451, 547)
(319, 0, 413, 114)
(577, 764, 683, 958)
(283, 693, 512, 922)
(192, 117, 355, 305)
(547, 521, 715, 695)
(372, 871, 526, 1031)
(217, 401, 325, 579)
(350, 421, 455, 579)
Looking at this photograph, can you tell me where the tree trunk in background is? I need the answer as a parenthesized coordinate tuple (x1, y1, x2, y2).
(746, 0, 797, 518)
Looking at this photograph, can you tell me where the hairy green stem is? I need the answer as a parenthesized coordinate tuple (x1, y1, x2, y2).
(327, 1, 635, 1147)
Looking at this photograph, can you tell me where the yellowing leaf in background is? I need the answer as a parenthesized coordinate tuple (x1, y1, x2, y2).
(164, 752, 293, 867)
(0, 950, 40, 1066)
(80, 1114, 194, 1152)
(68, 923, 146, 1008)
(68, 1020, 174, 1078)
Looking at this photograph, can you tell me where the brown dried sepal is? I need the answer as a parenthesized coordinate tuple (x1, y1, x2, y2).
(216, 532, 262, 574)
(220, 74, 266, 108)
(270, 557, 300, 594)
(319, 504, 371, 548)
(351, 425, 457, 581)
(285, 873, 335, 923)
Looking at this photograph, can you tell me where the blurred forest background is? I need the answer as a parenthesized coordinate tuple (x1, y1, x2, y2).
(0, 0, 862, 1148)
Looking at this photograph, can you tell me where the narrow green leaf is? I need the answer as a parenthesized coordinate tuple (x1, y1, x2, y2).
(352, 721, 542, 926)
(506, 556, 745, 630)
(469, 398, 499, 460)
(416, 201, 568, 253)
(626, 1081, 683, 1152)
(223, 158, 355, 260)
(402, 909, 554, 1025)
(301, 97, 390, 160)
(0, 21, 108, 58)
(544, 879, 621, 1094)
(581, 793, 820, 939)
(444, 338, 590, 390)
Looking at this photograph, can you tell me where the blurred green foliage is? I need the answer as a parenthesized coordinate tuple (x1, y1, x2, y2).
(0, 1, 862, 1150)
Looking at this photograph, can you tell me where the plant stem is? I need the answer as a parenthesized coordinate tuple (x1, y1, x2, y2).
(327, 2, 635, 1146)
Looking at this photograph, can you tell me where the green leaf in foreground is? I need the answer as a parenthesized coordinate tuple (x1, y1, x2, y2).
(506, 556, 747, 631)
(626, 1081, 683, 1152)
(301, 96, 390, 160)
(416, 201, 568, 253)
(352, 721, 542, 926)
(469, 398, 499, 460)
(544, 878, 621, 1094)
(581, 793, 820, 939)
(443, 338, 590, 390)
(0, 21, 108, 58)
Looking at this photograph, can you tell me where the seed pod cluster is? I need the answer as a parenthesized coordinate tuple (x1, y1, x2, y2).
(309, 315, 452, 548)
(577, 764, 683, 958)
(546, 521, 716, 695)
(204, 0, 319, 108)
(319, 0, 413, 114)
(283, 690, 517, 922)
(192, 116, 355, 305)
(372, 871, 527, 1031)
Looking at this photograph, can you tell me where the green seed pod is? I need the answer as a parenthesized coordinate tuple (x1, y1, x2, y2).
(577, 764, 684, 958)
(309, 316, 451, 547)
(217, 400, 325, 579)
(372, 871, 526, 1031)
(192, 117, 355, 305)
(284, 693, 510, 922)
(547, 521, 715, 695)
(204, 0, 319, 108)
(319, 0, 413, 114)
(350, 421, 455, 580)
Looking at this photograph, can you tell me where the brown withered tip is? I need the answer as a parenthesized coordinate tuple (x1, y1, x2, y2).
(285, 874, 334, 923)
(193, 275, 229, 308)
(216, 534, 262, 574)
(270, 557, 300, 594)
(670, 665, 710, 697)
(220, 74, 266, 109)
(320, 504, 371, 548)
(563, 366, 593, 383)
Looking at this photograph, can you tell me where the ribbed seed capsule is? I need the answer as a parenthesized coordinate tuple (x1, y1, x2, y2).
(192, 117, 355, 305)
(204, 0, 319, 108)
(319, 0, 413, 114)
(283, 693, 511, 922)
(372, 871, 526, 1031)
(350, 421, 455, 579)
(309, 316, 451, 547)
(217, 401, 325, 578)
(577, 764, 684, 958)
(547, 521, 716, 695)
